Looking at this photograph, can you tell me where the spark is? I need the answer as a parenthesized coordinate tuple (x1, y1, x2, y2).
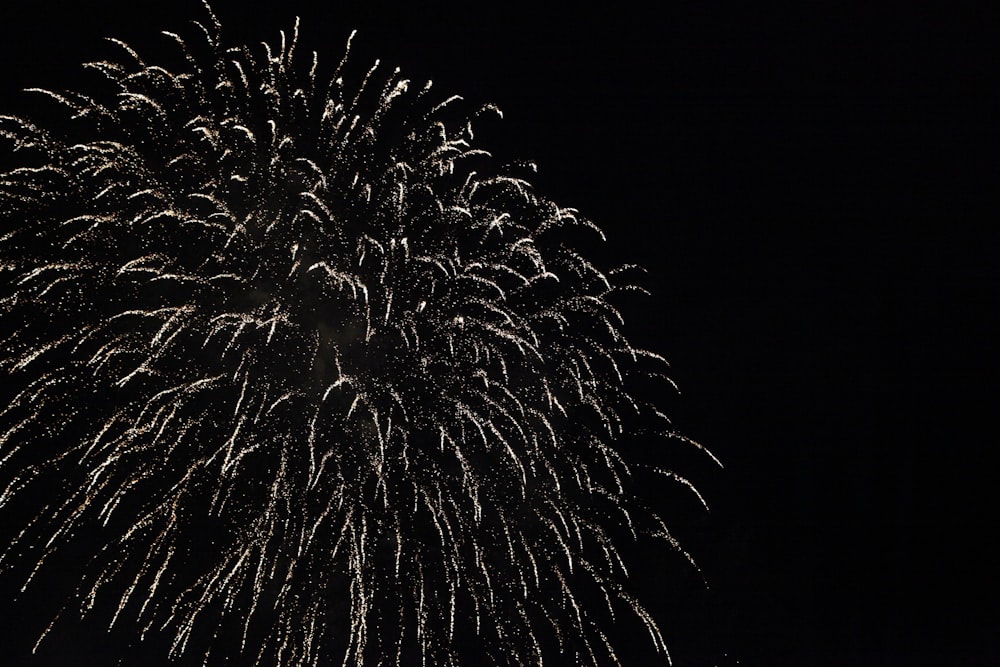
(0, 3, 718, 666)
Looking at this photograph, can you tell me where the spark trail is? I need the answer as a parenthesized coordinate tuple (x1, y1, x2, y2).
(0, 4, 718, 665)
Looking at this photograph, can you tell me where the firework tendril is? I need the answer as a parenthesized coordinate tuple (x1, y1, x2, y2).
(0, 4, 718, 665)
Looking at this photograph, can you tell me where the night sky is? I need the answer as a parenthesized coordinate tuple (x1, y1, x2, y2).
(1, 1, 995, 665)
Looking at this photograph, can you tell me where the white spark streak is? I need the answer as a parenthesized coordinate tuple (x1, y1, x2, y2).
(0, 4, 715, 667)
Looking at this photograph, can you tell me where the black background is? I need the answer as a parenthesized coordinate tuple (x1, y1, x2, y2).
(0, 1, 995, 665)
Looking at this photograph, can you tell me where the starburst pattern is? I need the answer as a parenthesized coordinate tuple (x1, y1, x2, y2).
(0, 4, 717, 665)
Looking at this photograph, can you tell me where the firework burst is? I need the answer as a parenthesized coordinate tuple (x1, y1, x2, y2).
(0, 4, 717, 665)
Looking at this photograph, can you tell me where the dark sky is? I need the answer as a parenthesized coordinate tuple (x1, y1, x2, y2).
(1, 1, 995, 666)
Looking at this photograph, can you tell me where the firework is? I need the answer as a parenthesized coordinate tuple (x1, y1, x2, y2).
(0, 4, 717, 665)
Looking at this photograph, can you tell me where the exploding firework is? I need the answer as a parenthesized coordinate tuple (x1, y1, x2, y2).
(0, 4, 717, 665)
